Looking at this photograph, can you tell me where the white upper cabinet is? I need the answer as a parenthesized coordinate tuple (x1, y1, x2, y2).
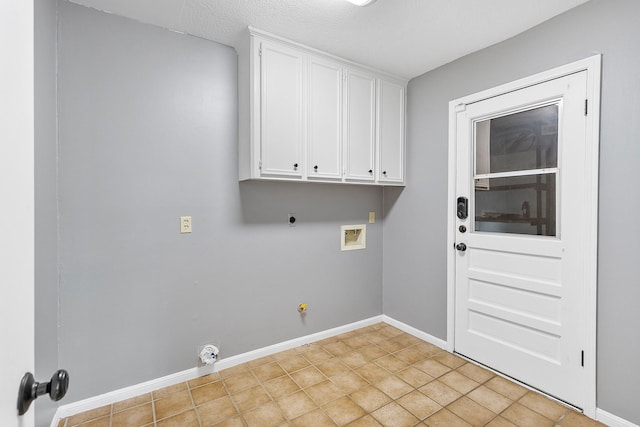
(239, 28, 406, 186)
(259, 41, 304, 178)
(344, 69, 376, 182)
(308, 56, 342, 180)
(377, 79, 405, 183)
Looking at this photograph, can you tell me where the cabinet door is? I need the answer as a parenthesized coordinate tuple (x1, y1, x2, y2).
(308, 57, 342, 180)
(377, 79, 405, 183)
(344, 69, 376, 181)
(260, 41, 304, 177)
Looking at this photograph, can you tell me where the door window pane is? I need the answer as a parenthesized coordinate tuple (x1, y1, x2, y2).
(473, 103, 559, 237)
(475, 104, 558, 175)
(475, 173, 556, 236)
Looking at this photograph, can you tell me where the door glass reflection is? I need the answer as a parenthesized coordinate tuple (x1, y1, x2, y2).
(474, 104, 559, 237)
(475, 174, 556, 236)
(476, 105, 558, 175)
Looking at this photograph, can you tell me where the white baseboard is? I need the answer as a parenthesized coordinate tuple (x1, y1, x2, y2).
(51, 315, 383, 427)
(596, 408, 639, 427)
(53, 315, 637, 427)
(382, 315, 448, 350)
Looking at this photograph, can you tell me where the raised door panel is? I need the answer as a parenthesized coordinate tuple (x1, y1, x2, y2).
(260, 41, 304, 177)
(377, 79, 405, 183)
(308, 57, 342, 180)
(344, 69, 376, 181)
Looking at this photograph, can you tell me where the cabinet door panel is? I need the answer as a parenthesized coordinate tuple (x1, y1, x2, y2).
(378, 79, 405, 183)
(308, 57, 342, 180)
(344, 70, 376, 181)
(260, 42, 304, 177)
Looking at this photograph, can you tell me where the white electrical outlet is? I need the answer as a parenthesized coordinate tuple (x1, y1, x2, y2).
(180, 216, 192, 234)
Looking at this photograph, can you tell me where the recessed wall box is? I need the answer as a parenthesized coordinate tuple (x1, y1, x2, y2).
(341, 224, 366, 251)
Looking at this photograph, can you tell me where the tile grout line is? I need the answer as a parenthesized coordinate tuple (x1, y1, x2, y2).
(304, 341, 373, 425)
(221, 367, 253, 426)
(291, 342, 353, 424)
(185, 380, 203, 427)
(299, 328, 408, 425)
(325, 332, 485, 425)
(231, 328, 450, 425)
(264, 360, 307, 423)
(150, 394, 156, 427)
(246, 337, 356, 424)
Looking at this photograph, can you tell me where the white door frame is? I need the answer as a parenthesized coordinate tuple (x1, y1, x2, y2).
(0, 0, 35, 425)
(446, 55, 601, 418)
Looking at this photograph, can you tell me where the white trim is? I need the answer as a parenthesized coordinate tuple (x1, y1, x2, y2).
(581, 54, 602, 420)
(50, 315, 383, 427)
(474, 167, 559, 180)
(447, 54, 601, 418)
(446, 96, 458, 354)
(596, 409, 640, 427)
(452, 55, 600, 107)
(381, 315, 448, 350)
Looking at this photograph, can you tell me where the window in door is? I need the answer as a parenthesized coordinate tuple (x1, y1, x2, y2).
(474, 103, 559, 236)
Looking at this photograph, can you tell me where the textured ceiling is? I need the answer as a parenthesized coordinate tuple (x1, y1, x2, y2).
(68, 0, 589, 79)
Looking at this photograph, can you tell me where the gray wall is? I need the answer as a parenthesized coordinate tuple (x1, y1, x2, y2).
(35, 0, 60, 425)
(37, 0, 640, 424)
(54, 1, 382, 404)
(383, 0, 640, 423)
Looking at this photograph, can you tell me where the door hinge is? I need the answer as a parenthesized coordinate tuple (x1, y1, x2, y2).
(584, 99, 588, 116)
(258, 161, 262, 170)
(259, 47, 262, 57)
(581, 350, 584, 367)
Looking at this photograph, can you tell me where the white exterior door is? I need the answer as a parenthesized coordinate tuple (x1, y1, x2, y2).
(1, 1, 35, 425)
(452, 67, 597, 410)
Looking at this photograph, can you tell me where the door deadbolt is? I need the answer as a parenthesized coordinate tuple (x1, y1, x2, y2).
(456, 197, 468, 220)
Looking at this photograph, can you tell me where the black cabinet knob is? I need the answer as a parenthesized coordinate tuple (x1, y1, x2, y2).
(368, 169, 373, 174)
(293, 163, 298, 169)
(313, 165, 318, 171)
(383, 171, 387, 175)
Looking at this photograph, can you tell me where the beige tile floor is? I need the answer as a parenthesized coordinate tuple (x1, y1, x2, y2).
(58, 323, 606, 427)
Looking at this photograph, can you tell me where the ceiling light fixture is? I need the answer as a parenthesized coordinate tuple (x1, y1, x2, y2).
(346, 0, 377, 6)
